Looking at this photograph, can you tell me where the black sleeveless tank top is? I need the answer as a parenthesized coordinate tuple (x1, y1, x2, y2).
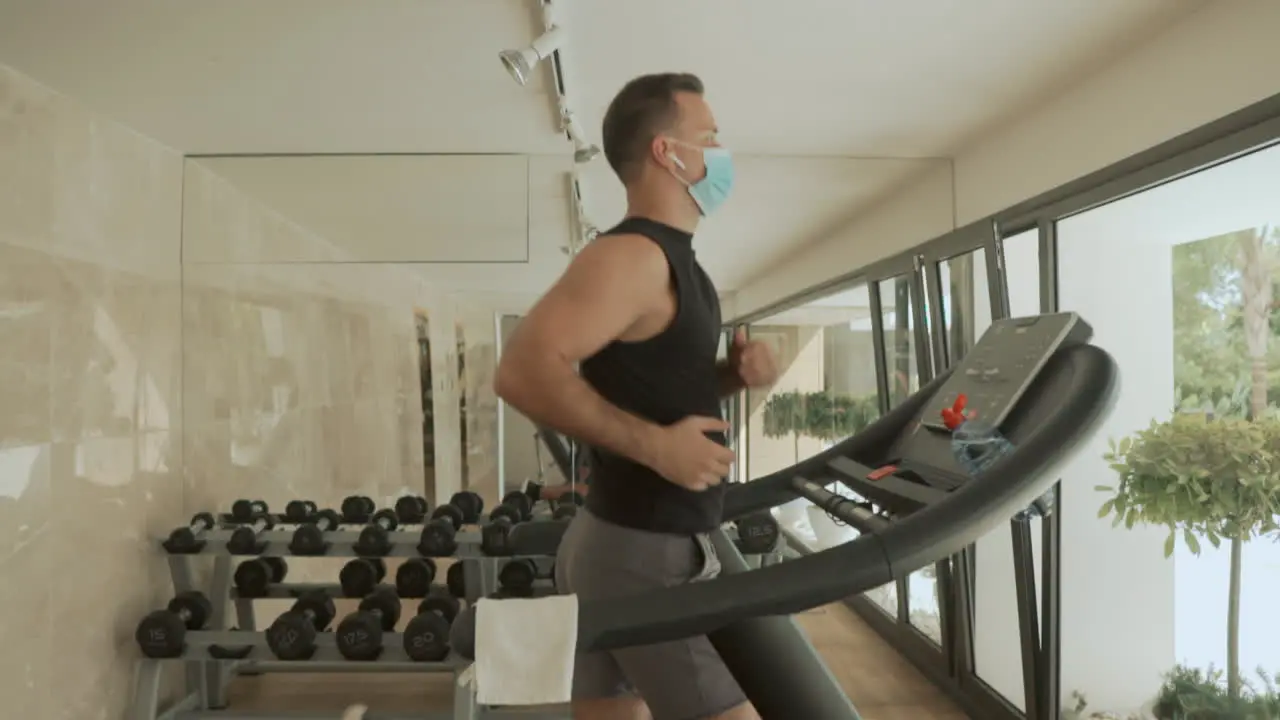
(580, 217, 726, 535)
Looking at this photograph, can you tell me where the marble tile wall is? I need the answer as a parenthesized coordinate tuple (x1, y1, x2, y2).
(0, 64, 186, 718)
(455, 301, 500, 509)
(0, 62, 508, 717)
(181, 162, 447, 577)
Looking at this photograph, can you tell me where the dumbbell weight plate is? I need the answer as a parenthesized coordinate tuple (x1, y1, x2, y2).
(295, 592, 338, 631)
(234, 557, 289, 598)
(339, 558, 387, 598)
(230, 499, 255, 522)
(417, 519, 458, 558)
(735, 512, 781, 554)
(431, 504, 464, 531)
(395, 558, 437, 598)
(448, 491, 484, 524)
(489, 503, 522, 526)
(284, 500, 310, 523)
(403, 611, 451, 662)
(418, 594, 461, 625)
(358, 589, 402, 632)
(480, 520, 515, 557)
(497, 560, 537, 596)
(447, 493, 474, 524)
(341, 496, 371, 524)
(501, 491, 533, 521)
(445, 561, 469, 599)
(395, 495, 428, 524)
(172, 591, 214, 629)
(134, 591, 213, 659)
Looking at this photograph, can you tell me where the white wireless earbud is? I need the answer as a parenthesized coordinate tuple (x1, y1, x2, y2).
(669, 153, 687, 170)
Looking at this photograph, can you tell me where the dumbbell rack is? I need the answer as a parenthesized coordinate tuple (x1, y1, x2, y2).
(129, 525, 569, 720)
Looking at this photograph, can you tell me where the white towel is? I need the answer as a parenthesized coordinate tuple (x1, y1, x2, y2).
(474, 594, 578, 705)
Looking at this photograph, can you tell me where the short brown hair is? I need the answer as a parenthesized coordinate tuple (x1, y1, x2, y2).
(601, 72, 704, 185)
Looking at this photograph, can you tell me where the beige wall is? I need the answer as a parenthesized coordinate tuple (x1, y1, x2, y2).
(0, 64, 186, 718)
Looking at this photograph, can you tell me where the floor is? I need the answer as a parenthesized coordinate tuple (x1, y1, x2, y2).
(226, 603, 969, 719)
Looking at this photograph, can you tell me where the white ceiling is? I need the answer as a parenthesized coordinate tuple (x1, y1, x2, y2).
(563, 1, 1207, 157)
(0, 0, 1210, 305)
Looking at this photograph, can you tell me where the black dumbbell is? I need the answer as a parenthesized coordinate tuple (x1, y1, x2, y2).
(394, 495, 429, 525)
(501, 490, 534, 522)
(523, 481, 545, 507)
(341, 495, 376, 524)
(395, 558, 438, 598)
(284, 500, 317, 523)
(419, 593, 460, 625)
(448, 491, 484, 524)
(289, 508, 343, 556)
(339, 557, 387, 598)
(135, 591, 214, 658)
(552, 503, 578, 521)
(226, 511, 274, 555)
(417, 506, 462, 557)
(265, 591, 338, 661)
(404, 596, 458, 662)
(162, 512, 217, 554)
(498, 559, 538, 597)
(489, 502, 524, 526)
(335, 588, 402, 661)
(433, 503, 465, 530)
(480, 514, 517, 557)
(231, 499, 268, 523)
(234, 557, 289, 598)
(353, 508, 401, 557)
(445, 561, 471, 599)
(734, 512, 781, 554)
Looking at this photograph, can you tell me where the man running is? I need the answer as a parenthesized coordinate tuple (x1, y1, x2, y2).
(496, 72, 779, 720)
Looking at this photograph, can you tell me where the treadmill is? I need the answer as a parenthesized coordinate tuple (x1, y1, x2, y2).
(456, 311, 1118, 718)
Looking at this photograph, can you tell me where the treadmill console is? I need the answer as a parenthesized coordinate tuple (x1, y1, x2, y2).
(920, 312, 1091, 433)
(825, 312, 1093, 516)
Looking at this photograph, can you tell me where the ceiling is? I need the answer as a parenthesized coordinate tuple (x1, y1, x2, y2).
(0, 0, 1209, 305)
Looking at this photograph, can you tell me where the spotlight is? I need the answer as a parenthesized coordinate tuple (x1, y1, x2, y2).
(499, 26, 564, 86)
(562, 110, 600, 164)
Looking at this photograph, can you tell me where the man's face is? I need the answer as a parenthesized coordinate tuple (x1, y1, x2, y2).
(653, 91, 720, 183)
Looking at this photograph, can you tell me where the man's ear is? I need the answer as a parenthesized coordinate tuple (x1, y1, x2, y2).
(651, 135, 678, 171)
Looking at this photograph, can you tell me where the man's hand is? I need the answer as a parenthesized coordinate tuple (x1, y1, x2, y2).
(727, 329, 779, 389)
(650, 416, 735, 492)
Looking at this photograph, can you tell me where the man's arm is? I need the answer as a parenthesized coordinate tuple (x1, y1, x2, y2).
(494, 234, 670, 470)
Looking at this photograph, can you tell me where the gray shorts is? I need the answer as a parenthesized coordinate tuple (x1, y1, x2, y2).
(554, 509, 748, 720)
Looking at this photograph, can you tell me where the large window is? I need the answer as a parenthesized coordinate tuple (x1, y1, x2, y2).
(969, 232, 1043, 710)
(742, 283, 890, 605)
(732, 93, 1280, 720)
(1054, 142, 1280, 713)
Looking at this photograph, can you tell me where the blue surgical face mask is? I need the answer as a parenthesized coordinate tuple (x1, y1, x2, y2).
(667, 139, 734, 216)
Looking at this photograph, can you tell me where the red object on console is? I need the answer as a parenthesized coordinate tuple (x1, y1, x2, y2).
(940, 394, 968, 431)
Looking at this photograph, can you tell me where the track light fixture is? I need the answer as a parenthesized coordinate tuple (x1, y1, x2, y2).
(561, 110, 600, 164)
(499, 25, 564, 86)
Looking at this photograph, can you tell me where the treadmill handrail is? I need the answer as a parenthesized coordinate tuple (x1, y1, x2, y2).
(721, 370, 951, 521)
